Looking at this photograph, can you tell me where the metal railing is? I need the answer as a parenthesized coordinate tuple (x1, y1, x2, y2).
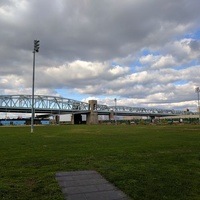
(0, 95, 197, 116)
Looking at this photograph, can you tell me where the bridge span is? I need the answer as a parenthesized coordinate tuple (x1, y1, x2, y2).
(0, 95, 197, 124)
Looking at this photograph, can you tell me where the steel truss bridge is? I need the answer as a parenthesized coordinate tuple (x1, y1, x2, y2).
(0, 95, 197, 117)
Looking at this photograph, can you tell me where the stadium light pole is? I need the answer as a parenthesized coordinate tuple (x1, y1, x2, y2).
(195, 87, 200, 124)
(31, 40, 40, 133)
(114, 98, 117, 125)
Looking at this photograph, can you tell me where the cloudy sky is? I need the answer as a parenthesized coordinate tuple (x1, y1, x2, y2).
(0, 0, 200, 113)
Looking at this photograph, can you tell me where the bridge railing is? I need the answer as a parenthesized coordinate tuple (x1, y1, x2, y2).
(0, 95, 198, 116)
(0, 95, 89, 112)
(107, 106, 197, 115)
(96, 104, 110, 111)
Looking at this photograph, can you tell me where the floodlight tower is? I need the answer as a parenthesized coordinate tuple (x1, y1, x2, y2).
(114, 98, 117, 125)
(31, 40, 40, 133)
(195, 87, 200, 124)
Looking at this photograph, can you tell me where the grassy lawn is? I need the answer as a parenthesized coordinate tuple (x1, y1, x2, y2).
(0, 124, 200, 200)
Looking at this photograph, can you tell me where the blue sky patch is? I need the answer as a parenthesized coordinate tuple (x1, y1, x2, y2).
(173, 80, 188, 85)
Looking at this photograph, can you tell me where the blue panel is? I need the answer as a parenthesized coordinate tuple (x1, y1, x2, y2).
(41, 120, 50, 125)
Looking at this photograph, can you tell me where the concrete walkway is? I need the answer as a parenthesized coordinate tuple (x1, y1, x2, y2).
(56, 170, 131, 200)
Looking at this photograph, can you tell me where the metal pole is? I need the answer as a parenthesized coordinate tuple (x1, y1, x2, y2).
(195, 87, 200, 124)
(31, 51, 35, 133)
(198, 89, 200, 124)
(114, 98, 117, 125)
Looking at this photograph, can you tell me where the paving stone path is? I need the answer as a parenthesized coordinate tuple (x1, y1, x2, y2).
(56, 170, 132, 200)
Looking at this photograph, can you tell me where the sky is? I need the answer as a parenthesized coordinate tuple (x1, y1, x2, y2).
(0, 0, 200, 116)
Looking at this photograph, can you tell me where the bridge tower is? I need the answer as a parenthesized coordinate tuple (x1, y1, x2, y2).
(86, 100, 98, 124)
(109, 110, 114, 120)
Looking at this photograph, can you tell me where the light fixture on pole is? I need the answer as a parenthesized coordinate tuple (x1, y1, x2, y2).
(195, 86, 200, 124)
(31, 40, 40, 133)
(114, 98, 117, 125)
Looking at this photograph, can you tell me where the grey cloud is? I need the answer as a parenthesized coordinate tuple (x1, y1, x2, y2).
(189, 40, 200, 51)
(1, 0, 200, 65)
(0, 0, 13, 7)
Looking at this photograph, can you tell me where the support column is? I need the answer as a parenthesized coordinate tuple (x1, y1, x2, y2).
(55, 115, 60, 124)
(71, 114, 75, 124)
(150, 116, 155, 123)
(86, 100, 98, 124)
(109, 110, 114, 120)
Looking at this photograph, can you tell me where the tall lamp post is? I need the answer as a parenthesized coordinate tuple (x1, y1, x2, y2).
(114, 98, 117, 125)
(31, 40, 40, 133)
(195, 87, 200, 124)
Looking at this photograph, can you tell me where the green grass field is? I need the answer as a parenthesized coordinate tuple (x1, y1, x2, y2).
(0, 124, 200, 200)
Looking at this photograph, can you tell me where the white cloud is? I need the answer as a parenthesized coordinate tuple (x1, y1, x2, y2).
(35, 60, 129, 89)
(152, 55, 177, 69)
(139, 54, 177, 69)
